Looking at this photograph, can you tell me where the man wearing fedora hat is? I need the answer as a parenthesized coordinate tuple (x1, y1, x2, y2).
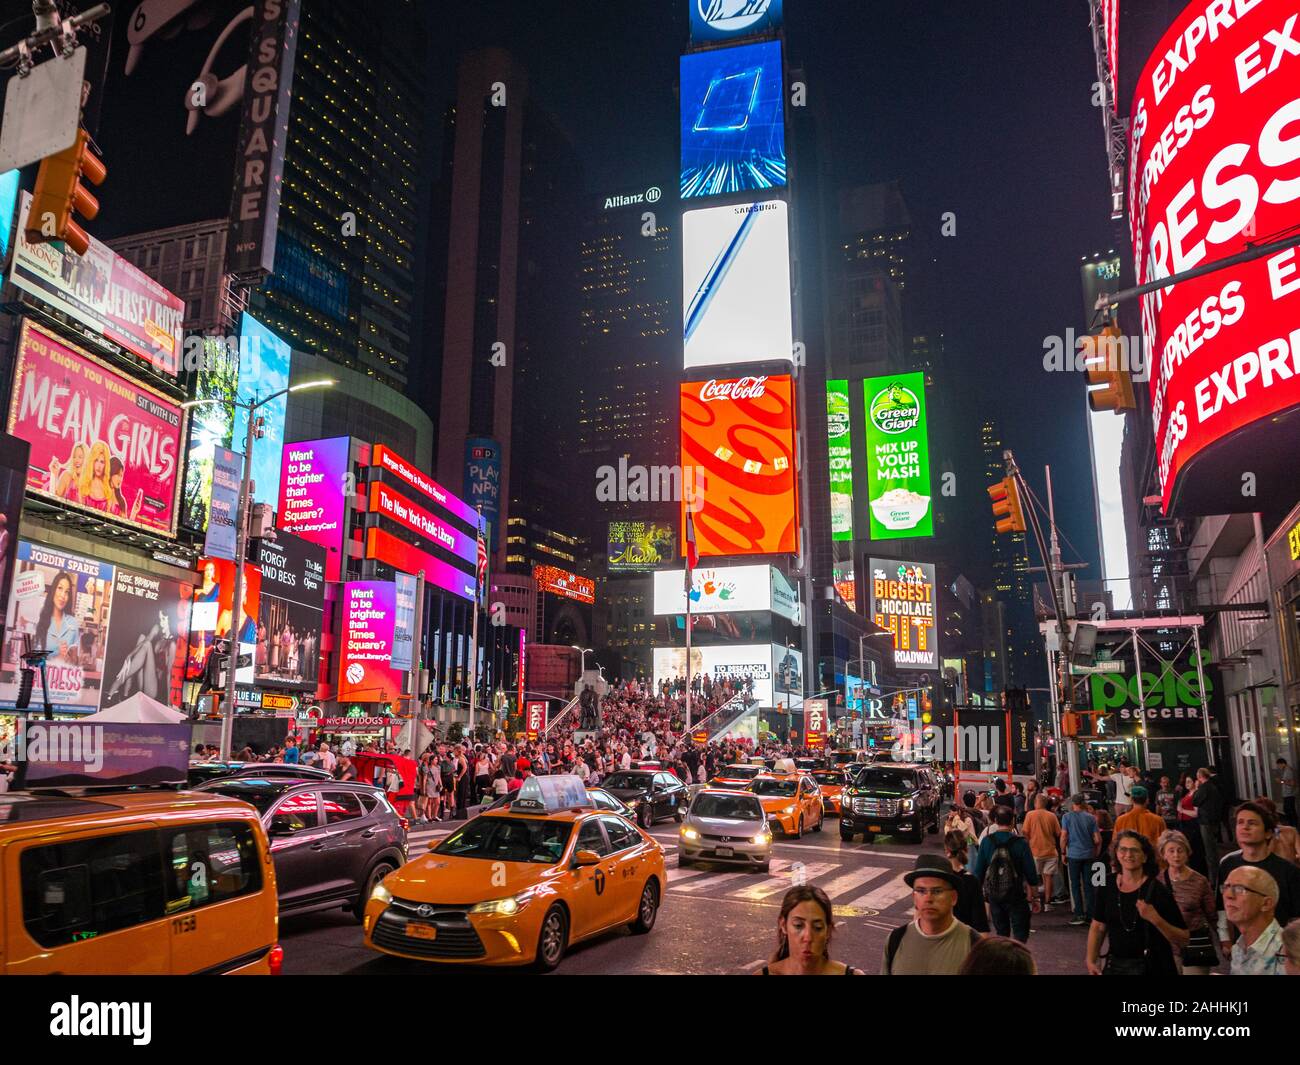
(882, 854, 983, 975)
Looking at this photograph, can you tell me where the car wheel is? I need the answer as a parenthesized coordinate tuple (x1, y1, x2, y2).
(793, 816, 803, 840)
(678, 856, 694, 869)
(354, 859, 396, 922)
(629, 879, 659, 934)
(839, 828, 854, 843)
(812, 809, 824, 832)
(639, 804, 653, 829)
(533, 905, 569, 972)
(757, 861, 771, 874)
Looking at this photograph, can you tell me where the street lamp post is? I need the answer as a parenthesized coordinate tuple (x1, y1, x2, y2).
(184, 378, 334, 760)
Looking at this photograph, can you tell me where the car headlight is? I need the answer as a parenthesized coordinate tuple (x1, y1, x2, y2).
(369, 882, 392, 905)
(680, 826, 700, 840)
(900, 799, 913, 813)
(753, 828, 772, 844)
(626, 797, 641, 807)
(782, 804, 796, 815)
(470, 895, 524, 916)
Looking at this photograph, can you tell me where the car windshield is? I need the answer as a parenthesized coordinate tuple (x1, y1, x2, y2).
(590, 790, 622, 811)
(749, 779, 798, 797)
(434, 817, 573, 865)
(718, 765, 761, 779)
(856, 768, 916, 791)
(812, 770, 845, 785)
(691, 793, 763, 820)
(603, 772, 653, 791)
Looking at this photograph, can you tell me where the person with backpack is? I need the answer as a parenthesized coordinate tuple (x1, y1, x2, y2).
(882, 854, 982, 975)
(971, 805, 1040, 943)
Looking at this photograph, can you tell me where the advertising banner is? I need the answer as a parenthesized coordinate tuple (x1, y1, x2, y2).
(338, 581, 402, 703)
(653, 563, 772, 615)
(683, 201, 792, 368)
(188, 557, 262, 686)
(680, 40, 786, 199)
(1127, 0, 1300, 510)
(9, 319, 185, 537)
(278, 436, 351, 582)
(365, 527, 477, 603)
(863, 372, 933, 539)
(804, 698, 827, 749)
(253, 532, 325, 692)
(181, 336, 240, 534)
(826, 379, 854, 541)
(100, 570, 191, 712)
(689, 0, 782, 42)
(0, 432, 29, 665)
(11, 192, 185, 376)
(0, 541, 114, 712)
(680, 374, 798, 556)
(653, 643, 775, 706)
(232, 313, 291, 508)
(203, 447, 242, 562)
(607, 520, 676, 572)
(533, 565, 595, 605)
(464, 437, 501, 552)
(369, 480, 478, 567)
(392, 572, 417, 673)
(525, 700, 547, 742)
(370, 444, 481, 529)
(773, 642, 802, 706)
(868, 558, 938, 671)
(518, 629, 527, 715)
(15, 721, 192, 790)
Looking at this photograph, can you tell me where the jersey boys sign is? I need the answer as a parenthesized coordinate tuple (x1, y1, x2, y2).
(1127, 0, 1300, 509)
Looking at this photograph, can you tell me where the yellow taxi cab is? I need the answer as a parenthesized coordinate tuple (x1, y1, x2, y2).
(0, 789, 282, 975)
(709, 763, 766, 789)
(747, 773, 825, 839)
(810, 767, 849, 816)
(364, 775, 666, 970)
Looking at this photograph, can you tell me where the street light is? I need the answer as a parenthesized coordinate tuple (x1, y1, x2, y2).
(184, 378, 336, 759)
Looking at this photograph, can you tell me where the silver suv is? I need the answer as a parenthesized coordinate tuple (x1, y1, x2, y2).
(677, 788, 773, 872)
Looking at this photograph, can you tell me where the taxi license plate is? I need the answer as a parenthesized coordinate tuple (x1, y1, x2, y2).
(868, 825, 882, 833)
(715, 847, 734, 858)
(405, 922, 437, 940)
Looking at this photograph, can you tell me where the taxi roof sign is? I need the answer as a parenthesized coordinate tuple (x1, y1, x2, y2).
(509, 774, 593, 814)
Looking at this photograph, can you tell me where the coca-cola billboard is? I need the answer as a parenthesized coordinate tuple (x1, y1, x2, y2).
(1127, 0, 1300, 512)
(679, 373, 798, 557)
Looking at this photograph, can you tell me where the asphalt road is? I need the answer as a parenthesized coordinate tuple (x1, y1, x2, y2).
(278, 819, 1094, 975)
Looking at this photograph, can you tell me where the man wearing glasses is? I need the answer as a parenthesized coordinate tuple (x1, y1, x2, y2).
(882, 855, 982, 975)
(1223, 867, 1286, 976)
(1215, 801, 1300, 958)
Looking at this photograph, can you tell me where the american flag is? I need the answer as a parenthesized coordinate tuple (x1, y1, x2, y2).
(476, 519, 488, 598)
(684, 512, 698, 594)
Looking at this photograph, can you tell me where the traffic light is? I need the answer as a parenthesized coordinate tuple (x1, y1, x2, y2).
(988, 477, 1026, 535)
(25, 128, 106, 258)
(1082, 324, 1136, 412)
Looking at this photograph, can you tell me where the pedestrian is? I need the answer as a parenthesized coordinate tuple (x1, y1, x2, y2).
(943, 831, 989, 932)
(317, 742, 336, 776)
(756, 886, 864, 975)
(439, 748, 457, 819)
(1224, 866, 1286, 975)
(474, 746, 492, 803)
(1157, 830, 1218, 974)
(1023, 794, 1062, 912)
(1062, 793, 1102, 926)
(1284, 919, 1300, 976)
(283, 735, 300, 764)
(1055, 760, 1071, 795)
(1086, 830, 1188, 975)
(1215, 800, 1300, 956)
(1114, 786, 1165, 848)
(1254, 796, 1299, 865)
(1154, 775, 1178, 829)
(1278, 758, 1297, 828)
(1112, 763, 1134, 817)
(972, 805, 1038, 942)
(883, 855, 982, 975)
(336, 756, 357, 782)
(956, 935, 1037, 976)
(1193, 767, 1226, 887)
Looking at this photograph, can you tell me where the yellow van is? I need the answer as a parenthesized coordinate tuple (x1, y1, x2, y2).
(0, 790, 281, 975)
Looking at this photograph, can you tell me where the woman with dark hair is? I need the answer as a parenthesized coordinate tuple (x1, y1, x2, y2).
(35, 571, 80, 664)
(944, 830, 989, 932)
(757, 886, 863, 975)
(957, 935, 1037, 975)
(1087, 830, 1188, 975)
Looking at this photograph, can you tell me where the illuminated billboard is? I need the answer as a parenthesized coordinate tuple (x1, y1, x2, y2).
(369, 480, 478, 567)
(338, 580, 404, 703)
(608, 521, 676, 572)
(9, 319, 185, 537)
(277, 437, 351, 582)
(188, 558, 262, 686)
(533, 565, 595, 606)
(253, 532, 325, 692)
(370, 444, 481, 530)
(690, 0, 782, 42)
(680, 40, 786, 199)
(653, 643, 775, 707)
(654, 564, 770, 615)
(680, 374, 798, 557)
(868, 558, 938, 671)
(232, 313, 291, 508)
(863, 372, 933, 540)
(826, 380, 854, 541)
(1128, 1, 1300, 511)
(683, 201, 792, 369)
(365, 528, 477, 602)
(181, 337, 240, 534)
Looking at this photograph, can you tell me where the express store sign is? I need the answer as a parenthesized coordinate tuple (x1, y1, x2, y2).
(1128, 0, 1300, 511)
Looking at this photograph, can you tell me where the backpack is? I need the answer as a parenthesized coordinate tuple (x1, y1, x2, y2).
(982, 836, 1025, 904)
(885, 923, 981, 974)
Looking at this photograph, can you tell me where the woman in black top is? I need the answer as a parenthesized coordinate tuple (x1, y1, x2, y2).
(1086, 830, 1188, 975)
(756, 886, 864, 975)
(944, 831, 990, 932)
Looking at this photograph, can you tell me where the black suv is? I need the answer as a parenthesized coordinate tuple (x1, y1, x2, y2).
(839, 762, 941, 843)
(601, 770, 689, 828)
(194, 777, 406, 920)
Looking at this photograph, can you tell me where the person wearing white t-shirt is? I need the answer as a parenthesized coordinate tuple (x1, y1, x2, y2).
(1113, 766, 1133, 815)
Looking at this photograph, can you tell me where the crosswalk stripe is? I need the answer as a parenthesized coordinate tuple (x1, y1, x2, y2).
(729, 861, 837, 901)
(671, 871, 754, 893)
(848, 873, 912, 912)
(817, 865, 891, 901)
(666, 866, 710, 884)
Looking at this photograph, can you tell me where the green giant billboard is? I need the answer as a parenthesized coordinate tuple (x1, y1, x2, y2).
(863, 372, 933, 540)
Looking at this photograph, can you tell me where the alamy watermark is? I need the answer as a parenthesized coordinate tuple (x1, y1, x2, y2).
(889, 724, 1000, 771)
(1042, 328, 1151, 381)
(13, 722, 104, 771)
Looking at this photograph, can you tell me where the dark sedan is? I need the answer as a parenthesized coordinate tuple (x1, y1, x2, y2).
(187, 761, 334, 787)
(601, 770, 688, 828)
(193, 777, 406, 920)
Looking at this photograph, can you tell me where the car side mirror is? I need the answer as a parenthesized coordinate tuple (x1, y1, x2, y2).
(269, 822, 296, 837)
(573, 849, 601, 868)
(427, 840, 440, 851)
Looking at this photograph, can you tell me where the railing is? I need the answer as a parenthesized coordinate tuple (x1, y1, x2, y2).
(689, 692, 754, 742)
(543, 693, 582, 737)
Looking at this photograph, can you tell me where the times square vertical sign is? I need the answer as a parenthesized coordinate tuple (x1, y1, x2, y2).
(227, 0, 301, 278)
